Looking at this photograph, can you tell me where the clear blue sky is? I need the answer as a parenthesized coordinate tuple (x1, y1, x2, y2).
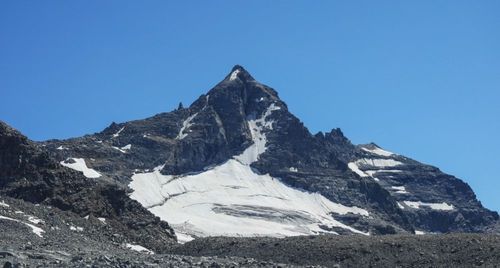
(1, 1, 499, 212)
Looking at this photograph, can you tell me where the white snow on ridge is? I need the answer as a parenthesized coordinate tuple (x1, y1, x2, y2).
(229, 69, 240, 81)
(125, 243, 154, 254)
(60, 158, 101, 178)
(112, 127, 125, 138)
(176, 113, 198, 140)
(356, 158, 403, 168)
(403, 201, 454, 211)
(130, 103, 370, 241)
(348, 159, 402, 181)
(289, 167, 298, 172)
(0, 215, 44, 237)
(361, 146, 394, 157)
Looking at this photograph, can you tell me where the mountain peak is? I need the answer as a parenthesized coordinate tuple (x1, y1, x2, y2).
(226, 65, 254, 82)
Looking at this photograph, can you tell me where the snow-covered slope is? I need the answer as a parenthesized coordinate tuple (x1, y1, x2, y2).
(130, 103, 369, 241)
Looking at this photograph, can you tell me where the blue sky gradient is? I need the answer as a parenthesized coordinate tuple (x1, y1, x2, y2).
(1, 1, 499, 212)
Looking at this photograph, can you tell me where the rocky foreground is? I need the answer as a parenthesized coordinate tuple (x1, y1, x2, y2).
(0, 195, 498, 268)
(172, 234, 500, 267)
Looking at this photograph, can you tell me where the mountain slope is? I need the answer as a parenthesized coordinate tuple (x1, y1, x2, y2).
(0, 121, 177, 251)
(42, 65, 498, 240)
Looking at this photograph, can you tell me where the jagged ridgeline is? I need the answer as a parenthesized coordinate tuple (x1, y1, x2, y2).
(3, 66, 498, 246)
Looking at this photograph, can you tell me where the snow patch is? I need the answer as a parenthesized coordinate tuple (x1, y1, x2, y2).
(289, 167, 298, 172)
(415, 230, 425, 235)
(121, 144, 131, 150)
(56, 146, 66, 150)
(112, 127, 125, 138)
(98, 217, 106, 224)
(125, 243, 154, 254)
(361, 146, 394, 157)
(27, 215, 44, 225)
(403, 201, 454, 211)
(0, 200, 9, 207)
(60, 158, 101, 178)
(69, 226, 84, 232)
(234, 103, 281, 165)
(113, 144, 132, 153)
(176, 113, 198, 140)
(391, 186, 409, 194)
(229, 69, 240, 81)
(176, 232, 194, 244)
(348, 162, 369, 177)
(0, 215, 44, 237)
(356, 158, 403, 168)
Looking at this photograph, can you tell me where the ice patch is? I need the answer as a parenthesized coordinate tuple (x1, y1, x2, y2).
(0, 215, 44, 237)
(60, 158, 101, 178)
(125, 243, 154, 254)
(176, 113, 198, 140)
(403, 201, 454, 211)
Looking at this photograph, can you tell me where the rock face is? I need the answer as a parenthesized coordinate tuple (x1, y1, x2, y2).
(0, 121, 176, 252)
(28, 65, 498, 240)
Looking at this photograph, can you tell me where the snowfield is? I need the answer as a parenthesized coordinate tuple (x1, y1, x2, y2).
(130, 103, 370, 241)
